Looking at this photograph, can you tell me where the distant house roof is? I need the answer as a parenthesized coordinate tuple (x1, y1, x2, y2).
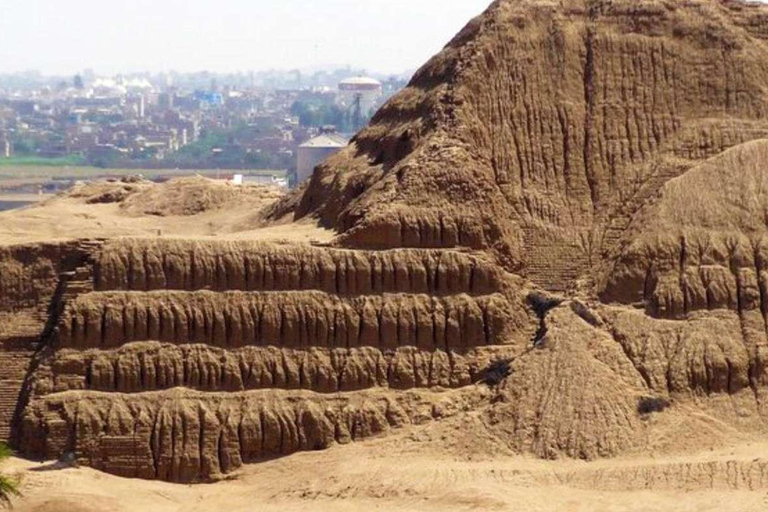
(299, 133, 348, 149)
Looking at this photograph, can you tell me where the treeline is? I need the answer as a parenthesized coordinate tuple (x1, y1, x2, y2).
(290, 101, 371, 132)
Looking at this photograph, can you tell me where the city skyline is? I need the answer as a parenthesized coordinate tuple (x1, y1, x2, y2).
(0, 0, 491, 76)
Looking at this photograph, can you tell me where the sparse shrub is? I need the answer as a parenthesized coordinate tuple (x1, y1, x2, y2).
(637, 396, 671, 415)
(58, 452, 78, 468)
(481, 358, 513, 386)
(526, 292, 563, 347)
(526, 291, 563, 318)
(0, 442, 20, 509)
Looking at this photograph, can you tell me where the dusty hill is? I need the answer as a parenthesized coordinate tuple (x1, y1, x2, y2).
(69, 175, 286, 218)
(3, 0, 768, 511)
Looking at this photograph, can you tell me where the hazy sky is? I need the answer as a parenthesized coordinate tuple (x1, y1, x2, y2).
(0, 0, 492, 76)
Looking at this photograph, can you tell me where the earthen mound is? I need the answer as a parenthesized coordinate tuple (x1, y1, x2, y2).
(121, 176, 283, 217)
(486, 304, 646, 460)
(68, 176, 283, 217)
(277, 0, 768, 289)
(67, 176, 151, 205)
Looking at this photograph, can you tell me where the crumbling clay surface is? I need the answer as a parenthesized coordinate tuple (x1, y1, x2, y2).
(20, 387, 487, 482)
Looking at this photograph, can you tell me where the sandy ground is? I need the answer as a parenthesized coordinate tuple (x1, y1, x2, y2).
(6, 404, 768, 512)
(6, 426, 768, 512)
(0, 179, 333, 246)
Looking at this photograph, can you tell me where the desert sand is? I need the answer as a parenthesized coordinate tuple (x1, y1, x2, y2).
(0, 176, 332, 245)
(7, 429, 768, 512)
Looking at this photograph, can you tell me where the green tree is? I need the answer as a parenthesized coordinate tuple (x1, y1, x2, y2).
(290, 100, 308, 118)
(10, 138, 35, 156)
(292, 101, 331, 128)
(0, 442, 20, 509)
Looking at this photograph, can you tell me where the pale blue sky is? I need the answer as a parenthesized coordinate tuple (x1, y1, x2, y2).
(0, 0, 492, 75)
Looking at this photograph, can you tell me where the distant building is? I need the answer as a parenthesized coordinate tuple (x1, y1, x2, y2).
(194, 91, 224, 108)
(338, 76, 383, 115)
(296, 132, 348, 184)
(232, 172, 289, 188)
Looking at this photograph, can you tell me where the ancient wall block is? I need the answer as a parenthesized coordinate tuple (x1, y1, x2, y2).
(37, 344, 514, 396)
(20, 387, 485, 482)
(93, 240, 504, 296)
(56, 291, 521, 351)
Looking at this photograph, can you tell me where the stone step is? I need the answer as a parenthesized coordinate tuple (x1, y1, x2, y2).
(0, 310, 48, 346)
(0, 349, 33, 441)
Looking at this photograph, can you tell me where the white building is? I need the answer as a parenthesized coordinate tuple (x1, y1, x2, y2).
(296, 133, 348, 184)
(232, 173, 289, 188)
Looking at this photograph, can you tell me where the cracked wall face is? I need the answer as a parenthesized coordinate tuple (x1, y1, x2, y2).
(7, 239, 537, 482)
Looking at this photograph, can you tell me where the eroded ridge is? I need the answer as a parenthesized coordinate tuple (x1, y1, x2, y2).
(601, 142, 768, 319)
(35, 344, 513, 396)
(56, 291, 517, 350)
(93, 239, 503, 296)
(602, 231, 768, 318)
